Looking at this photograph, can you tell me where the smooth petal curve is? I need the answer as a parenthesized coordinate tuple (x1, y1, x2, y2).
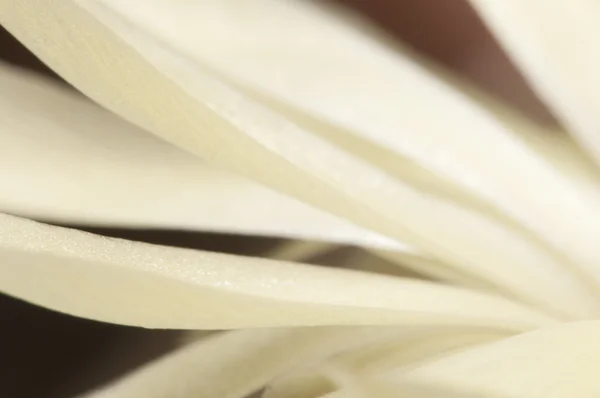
(0, 62, 403, 251)
(77, 0, 600, 294)
(263, 330, 500, 398)
(84, 327, 414, 398)
(0, 214, 553, 330)
(467, 0, 600, 168)
(324, 322, 600, 397)
(398, 321, 600, 398)
(0, 0, 595, 318)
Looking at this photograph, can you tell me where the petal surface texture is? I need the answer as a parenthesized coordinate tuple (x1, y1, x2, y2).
(0, 0, 597, 318)
(0, 214, 552, 330)
(0, 63, 402, 250)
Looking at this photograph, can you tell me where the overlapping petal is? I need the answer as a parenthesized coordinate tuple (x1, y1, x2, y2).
(0, 2, 598, 397)
(0, 0, 596, 318)
(84, 326, 445, 398)
(0, 62, 404, 251)
(468, 0, 600, 169)
(0, 213, 552, 330)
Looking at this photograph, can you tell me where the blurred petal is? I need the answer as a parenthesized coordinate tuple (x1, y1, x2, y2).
(320, 367, 489, 398)
(0, 0, 595, 318)
(264, 330, 500, 398)
(467, 0, 600, 168)
(395, 321, 600, 398)
(320, 378, 490, 398)
(436, 65, 600, 200)
(267, 241, 336, 263)
(0, 62, 402, 251)
(0, 213, 553, 330)
(84, 327, 411, 398)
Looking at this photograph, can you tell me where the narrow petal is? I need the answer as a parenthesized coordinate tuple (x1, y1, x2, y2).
(70, 0, 600, 293)
(84, 327, 411, 398)
(263, 330, 500, 398)
(467, 0, 600, 167)
(0, 214, 552, 330)
(395, 321, 600, 398)
(320, 379, 490, 398)
(0, 1, 595, 317)
(0, 62, 401, 251)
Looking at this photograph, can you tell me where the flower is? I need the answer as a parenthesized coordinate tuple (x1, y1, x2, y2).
(1, 0, 599, 397)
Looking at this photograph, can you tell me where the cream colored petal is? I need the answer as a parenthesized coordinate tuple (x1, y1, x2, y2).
(467, 0, 600, 168)
(0, 1, 595, 318)
(0, 62, 403, 251)
(388, 321, 600, 398)
(335, 332, 499, 375)
(1, 61, 485, 312)
(263, 330, 500, 398)
(72, 0, 600, 292)
(435, 64, 600, 201)
(0, 214, 553, 330)
(372, 250, 494, 290)
(84, 326, 414, 398)
(320, 378, 489, 398)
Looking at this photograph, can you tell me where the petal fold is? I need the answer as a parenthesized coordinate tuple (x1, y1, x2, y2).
(0, 62, 401, 251)
(0, 0, 595, 317)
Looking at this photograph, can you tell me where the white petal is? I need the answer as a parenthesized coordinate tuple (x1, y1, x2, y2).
(84, 327, 411, 398)
(76, 0, 600, 292)
(0, 1, 594, 318)
(439, 66, 600, 200)
(320, 377, 488, 398)
(264, 330, 500, 398)
(467, 0, 600, 168)
(0, 62, 402, 251)
(0, 213, 552, 330)
(396, 321, 600, 398)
